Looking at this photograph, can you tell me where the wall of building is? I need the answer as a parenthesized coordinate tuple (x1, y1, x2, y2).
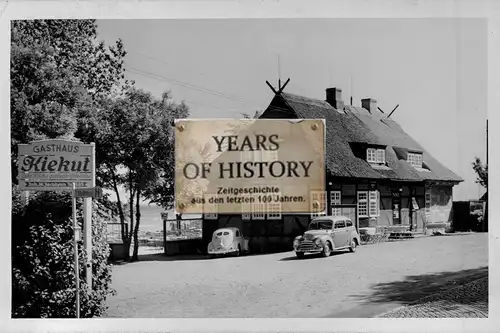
(426, 184, 453, 224)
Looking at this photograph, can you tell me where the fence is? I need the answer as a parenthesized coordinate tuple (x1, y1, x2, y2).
(163, 218, 204, 255)
(106, 222, 128, 244)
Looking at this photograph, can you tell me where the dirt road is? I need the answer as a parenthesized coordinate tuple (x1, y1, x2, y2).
(105, 233, 488, 318)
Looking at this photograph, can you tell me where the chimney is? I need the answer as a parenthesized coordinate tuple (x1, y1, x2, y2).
(326, 87, 345, 110)
(361, 98, 377, 114)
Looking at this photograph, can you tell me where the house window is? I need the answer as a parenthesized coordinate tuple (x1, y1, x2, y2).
(241, 195, 251, 220)
(330, 191, 342, 216)
(310, 191, 327, 217)
(358, 190, 379, 217)
(267, 201, 282, 220)
(252, 199, 265, 220)
(203, 194, 218, 220)
(367, 148, 386, 164)
(357, 191, 368, 217)
(408, 152, 423, 168)
(369, 191, 379, 217)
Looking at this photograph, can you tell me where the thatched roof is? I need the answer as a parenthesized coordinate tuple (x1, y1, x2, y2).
(261, 92, 463, 183)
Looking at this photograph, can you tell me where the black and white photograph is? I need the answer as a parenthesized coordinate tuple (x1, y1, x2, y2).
(2, 1, 498, 332)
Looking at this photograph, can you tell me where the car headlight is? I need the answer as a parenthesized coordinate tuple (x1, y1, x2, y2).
(293, 239, 300, 247)
(314, 238, 322, 246)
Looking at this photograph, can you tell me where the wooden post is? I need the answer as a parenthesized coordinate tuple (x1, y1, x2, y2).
(72, 183, 80, 318)
(83, 143, 96, 292)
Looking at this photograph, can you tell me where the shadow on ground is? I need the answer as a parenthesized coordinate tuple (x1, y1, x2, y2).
(279, 250, 349, 261)
(352, 266, 488, 306)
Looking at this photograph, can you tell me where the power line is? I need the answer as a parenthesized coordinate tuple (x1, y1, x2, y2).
(125, 67, 263, 107)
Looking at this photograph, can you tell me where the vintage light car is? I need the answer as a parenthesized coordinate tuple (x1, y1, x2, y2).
(207, 227, 250, 258)
(293, 216, 360, 258)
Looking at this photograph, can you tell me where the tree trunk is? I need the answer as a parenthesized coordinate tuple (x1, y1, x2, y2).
(111, 167, 130, 260)
(128, 173, 135, 261)
(131, 187, 141, 261)
(111, 169, 127, 240)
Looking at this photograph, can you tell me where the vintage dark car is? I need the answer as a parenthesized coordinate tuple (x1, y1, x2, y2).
(293, 216, 361, 258)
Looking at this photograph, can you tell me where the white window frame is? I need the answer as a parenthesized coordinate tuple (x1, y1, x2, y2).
(267, 200, 282, 220)
(330, 191, 342, 216)
(368, 190, 380, 217)
(367, 148, 386, 164)
(310, 191, 327, 217)
(408, 152, 423, 168)
(241, 195, 251, 220)
(203, 194, 218, 220)
(357, 191, 369, 217)
(252, 196, 265, 220)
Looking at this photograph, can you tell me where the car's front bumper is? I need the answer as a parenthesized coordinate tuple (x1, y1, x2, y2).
(294, 241, 323, 253)
(208, 248, 238, 255)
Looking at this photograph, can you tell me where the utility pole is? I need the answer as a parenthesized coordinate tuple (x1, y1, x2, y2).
(486, 119, 488, 166)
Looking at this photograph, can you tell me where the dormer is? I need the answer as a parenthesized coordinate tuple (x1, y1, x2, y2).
(407, 151, 423, 168)
(366, 146, 386, 165)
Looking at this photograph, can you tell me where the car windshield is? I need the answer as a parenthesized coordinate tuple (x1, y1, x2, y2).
(308, 220, 333, 230)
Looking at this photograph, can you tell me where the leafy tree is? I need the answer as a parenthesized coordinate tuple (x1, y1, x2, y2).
(10, 19, 129, 317)
(10, 19, 131, 182)
(472, 157, 488, 189)
(78, 89, 189, 261)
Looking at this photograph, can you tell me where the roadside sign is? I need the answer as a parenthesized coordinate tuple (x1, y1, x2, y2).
(18, 140, 95, 191)
(74, 186, 103, 199)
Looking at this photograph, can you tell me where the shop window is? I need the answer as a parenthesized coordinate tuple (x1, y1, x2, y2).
(357, 191, 368, 217)
(310, 191, 327, 217)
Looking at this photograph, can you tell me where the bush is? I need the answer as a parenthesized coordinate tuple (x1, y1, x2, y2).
(12, 187, 115, 318)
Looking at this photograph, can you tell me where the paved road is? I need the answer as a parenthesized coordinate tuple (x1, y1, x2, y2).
(105, 233, 488, 318)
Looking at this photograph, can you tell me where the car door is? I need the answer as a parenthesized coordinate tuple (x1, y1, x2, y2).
(345, 219, 354, 243)
(333, 220, 347, 249)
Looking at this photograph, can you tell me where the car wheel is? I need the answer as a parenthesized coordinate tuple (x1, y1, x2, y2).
(322, 242, 332, 257)
(209, 254, 215, 259)
(349, 239, 357, 252)
(296, 252, 304, 259)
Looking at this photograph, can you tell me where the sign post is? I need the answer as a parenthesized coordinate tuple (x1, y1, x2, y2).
(72, 182, 80, 318)
(83, 143, 96, 292)
(17, 139, 95, 318)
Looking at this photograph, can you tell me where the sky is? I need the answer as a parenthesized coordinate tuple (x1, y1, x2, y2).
(96, 18, 487, 202)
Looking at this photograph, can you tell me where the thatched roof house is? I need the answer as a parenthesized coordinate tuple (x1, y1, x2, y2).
(200, 87, 463, 253)
(262, 90, 462, 184)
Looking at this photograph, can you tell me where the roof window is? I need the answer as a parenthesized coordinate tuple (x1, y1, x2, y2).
(367, 148, 386, 164)
(408, 152, 423, 168)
